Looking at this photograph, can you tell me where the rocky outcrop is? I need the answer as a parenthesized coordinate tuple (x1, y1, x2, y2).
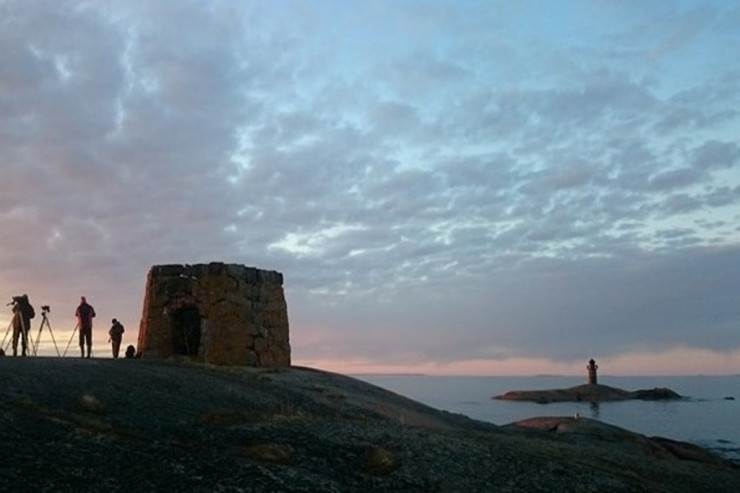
(509, 416, 727, 465)
(495, 383, 681, 403)
(137, 262, 290, 366)
(1, 358, 738, 492)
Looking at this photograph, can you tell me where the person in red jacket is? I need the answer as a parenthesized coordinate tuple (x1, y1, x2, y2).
(75, 296, 96, 358)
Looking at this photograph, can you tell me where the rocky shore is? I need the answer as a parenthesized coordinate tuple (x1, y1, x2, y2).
(495, 383, 682, 404)
(1, 358, 738, 492)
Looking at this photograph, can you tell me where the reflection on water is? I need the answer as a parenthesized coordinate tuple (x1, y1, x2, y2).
(589, 401, 600, 419)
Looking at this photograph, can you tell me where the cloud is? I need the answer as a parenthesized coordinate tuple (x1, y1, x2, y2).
(692, 140, 740, 169)
(0, 1, 738, 373)
(296, 244, 740, 366)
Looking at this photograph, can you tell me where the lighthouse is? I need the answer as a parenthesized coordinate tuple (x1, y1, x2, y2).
(587, 358, 599, 385)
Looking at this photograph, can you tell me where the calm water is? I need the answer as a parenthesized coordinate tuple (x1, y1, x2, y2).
(355, 375, 740, 461)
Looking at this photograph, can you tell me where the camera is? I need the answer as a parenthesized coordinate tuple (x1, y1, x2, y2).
(42, 305, 50, 313)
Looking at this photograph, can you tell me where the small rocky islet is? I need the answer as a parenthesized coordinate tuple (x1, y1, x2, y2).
(495, 382, 682, 404)
(495, 358, 682, 404)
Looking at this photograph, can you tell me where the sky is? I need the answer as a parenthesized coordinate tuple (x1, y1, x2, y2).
(1, 0, 739, 375)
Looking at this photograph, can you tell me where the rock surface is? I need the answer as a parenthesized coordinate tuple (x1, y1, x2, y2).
(1, 358, 738, 492)
(495, 383, 682, 403)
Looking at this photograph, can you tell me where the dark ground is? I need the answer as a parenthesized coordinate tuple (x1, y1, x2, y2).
(1, 357, 738, 492)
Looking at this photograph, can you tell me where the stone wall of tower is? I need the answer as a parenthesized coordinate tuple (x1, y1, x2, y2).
(137, 262, 291, 366)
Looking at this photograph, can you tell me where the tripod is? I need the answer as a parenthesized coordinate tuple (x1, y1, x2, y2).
(1, 316, 13, 355)
(31, 310, 61, 357)
(63, 323, 79, 357)
(1, 311, 30, 356)
(62, 323, 94, 358)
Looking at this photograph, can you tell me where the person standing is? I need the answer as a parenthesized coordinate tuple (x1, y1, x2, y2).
(108, 318, 125, 358)
(11, 294, 35, 357)
(75, 296, 96, 358)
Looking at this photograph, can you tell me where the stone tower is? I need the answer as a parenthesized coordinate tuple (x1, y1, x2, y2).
(137, 263, 291, 366)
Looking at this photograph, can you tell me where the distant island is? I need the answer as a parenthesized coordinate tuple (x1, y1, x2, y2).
(495, 382, 682, 404)
(495, 359, 682, 403)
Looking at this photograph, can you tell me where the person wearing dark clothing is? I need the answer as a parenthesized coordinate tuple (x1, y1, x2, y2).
(108, 318, 125, 358)
(11, 295, 35, 357)
(75, 296, 96, 358)
(124, 345, 136, 359)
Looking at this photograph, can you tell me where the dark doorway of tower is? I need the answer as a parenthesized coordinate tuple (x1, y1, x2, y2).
(170, 306, 201, 358)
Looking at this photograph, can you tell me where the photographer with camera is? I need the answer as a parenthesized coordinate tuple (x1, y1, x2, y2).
(10, 294, 35, 357)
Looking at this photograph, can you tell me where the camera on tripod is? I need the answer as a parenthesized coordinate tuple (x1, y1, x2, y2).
(41, 305, 50, 313)
(7, 295, 24, 306)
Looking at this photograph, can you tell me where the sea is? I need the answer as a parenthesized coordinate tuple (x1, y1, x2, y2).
(354, 374, 740, 462)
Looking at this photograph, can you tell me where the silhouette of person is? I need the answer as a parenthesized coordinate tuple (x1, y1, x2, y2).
(108, 318, 125, 358)
(75, 296, 96, 358)
(11, 295, 35, 357)
(124, 345, 136, 359)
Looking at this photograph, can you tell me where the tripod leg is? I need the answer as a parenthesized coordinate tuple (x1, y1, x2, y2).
(1, 319, 13, 353)
(32, 316, 57, 357)
(20, 316, 29, 357)
(8, 312, 20, 355)
(33, 322, 43, 357)
(46, 318, 61, 357)
(63, 324, 79, 358)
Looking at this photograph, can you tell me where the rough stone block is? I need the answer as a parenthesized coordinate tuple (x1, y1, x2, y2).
(155, 264, 185, 277)
(137, 263, 291, 367)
